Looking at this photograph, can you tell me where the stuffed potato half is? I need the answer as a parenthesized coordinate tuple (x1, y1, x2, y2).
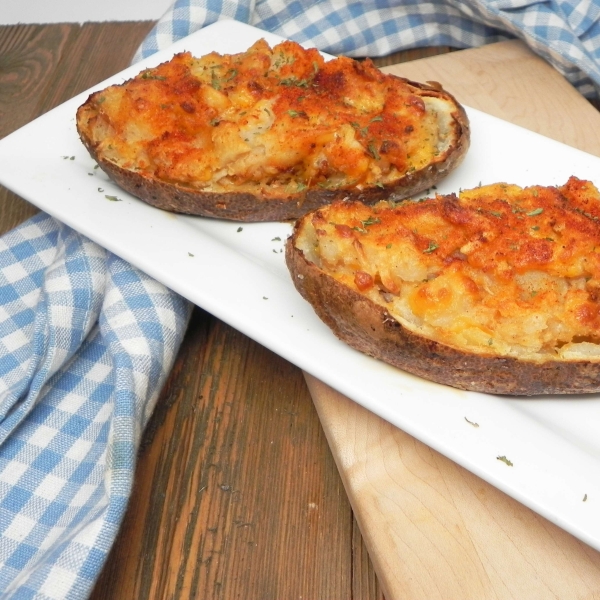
(286, 177, 600, 395)
(76, 39, 470, 222)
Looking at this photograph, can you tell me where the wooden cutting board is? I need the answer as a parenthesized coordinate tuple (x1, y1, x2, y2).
(305, 40, 600, 600)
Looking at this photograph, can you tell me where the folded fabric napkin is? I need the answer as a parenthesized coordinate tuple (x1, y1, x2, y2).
(0, 215, 190, 599)
(137, 0, 600, 99)
(3, 0, 600, 598)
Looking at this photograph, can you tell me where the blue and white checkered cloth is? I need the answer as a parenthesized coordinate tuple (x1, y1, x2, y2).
(3, 0, 600, 598)
(136, 0, 600, 99)
(0, 215, 190, 598)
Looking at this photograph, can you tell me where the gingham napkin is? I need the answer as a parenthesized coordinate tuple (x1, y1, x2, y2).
(136, 0, 600, 99)
(0, 214, 191, 598)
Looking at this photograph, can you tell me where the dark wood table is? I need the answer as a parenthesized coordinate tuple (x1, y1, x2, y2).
(1, 20, 457, 599)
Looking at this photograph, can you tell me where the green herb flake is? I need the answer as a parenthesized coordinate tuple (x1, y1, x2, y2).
(583, 493, 588, 502)
(211, 70, 221, 90)
(141, 72, 166, 81)
(527, 208, 543, 217)
(188, 252, 195, 257)
(105, 195, 121, 202)
(575, 207, 599, 221)
(237, 226, 243, 232)
(386, 243, 392, 249)
(97, 188, 104, 193)
(279, 77, 309, 88)
(360, 216, 381, 228)
(496, 455, 513, 467)
(423, 241, 439, 254)
(272, 237, 281, 242)
(367, 142, 380, 161)
(464, 417, 479, 428)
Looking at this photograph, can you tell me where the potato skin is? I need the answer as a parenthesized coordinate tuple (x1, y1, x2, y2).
(285, 221, 600, 396)
(77, 50, 470, 222)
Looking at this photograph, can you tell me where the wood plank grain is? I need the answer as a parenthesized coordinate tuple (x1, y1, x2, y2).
(0, 25, 72, 232)
(0, 24, 71, 138)
(92, 308, 379, 599)
(0, 22, 154, 235)
(309, 39, 600, 600)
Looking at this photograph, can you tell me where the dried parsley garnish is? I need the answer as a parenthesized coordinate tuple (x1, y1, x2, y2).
(423, 241, 439, 254)
(527, 208, 543, 217)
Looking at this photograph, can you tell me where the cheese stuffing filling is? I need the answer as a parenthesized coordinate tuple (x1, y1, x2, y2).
(296, 177, 600, 361)
(79, 39, 455, 198)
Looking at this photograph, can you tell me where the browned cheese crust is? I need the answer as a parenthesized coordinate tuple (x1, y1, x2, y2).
(76, 39, 470, 222)
(286, 177, 600, 395)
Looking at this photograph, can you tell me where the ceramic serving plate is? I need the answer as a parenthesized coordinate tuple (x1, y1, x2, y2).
(1, 19, 600, 550)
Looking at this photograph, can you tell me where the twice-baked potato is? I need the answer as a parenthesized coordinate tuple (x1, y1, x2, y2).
(286, 177, 600, 395)
(76, 39, 469, 222)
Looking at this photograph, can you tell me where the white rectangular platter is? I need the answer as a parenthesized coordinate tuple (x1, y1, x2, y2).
(1, 19, 600, 551)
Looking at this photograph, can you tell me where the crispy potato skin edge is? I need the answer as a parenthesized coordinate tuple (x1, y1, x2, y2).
(77, 78, 470, 222)
(285, 224, 600, 396)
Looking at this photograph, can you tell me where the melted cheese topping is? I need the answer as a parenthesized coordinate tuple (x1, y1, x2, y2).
(79, 39, 454, 198)
(296, 177, 600, 361)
